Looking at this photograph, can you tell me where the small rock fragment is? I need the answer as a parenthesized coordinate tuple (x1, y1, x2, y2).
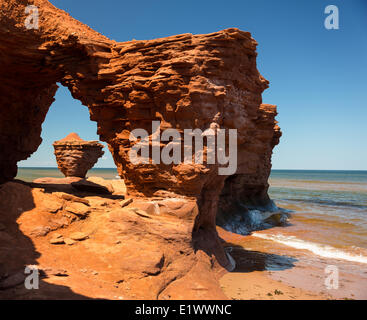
(53, 192, 90, 205)
(129, 208, 151, 218)
(30, 226, 51, 237)
(65, 202, 91, 217)
(69, 232, 89, 241)
(120, 198, 133, 208)
(50, 233, 64, 244)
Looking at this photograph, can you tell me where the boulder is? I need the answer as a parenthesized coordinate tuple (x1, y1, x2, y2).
(49, 233, 64, 244)
(69, 232, 89, 241)
(53, 133, 104, 178)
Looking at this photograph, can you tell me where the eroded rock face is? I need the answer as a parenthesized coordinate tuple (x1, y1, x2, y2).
(0, 1, 280, 197)
(0, 179, 227, 299)
(53, 133, 104, 178)
(0, 0, 281, 299)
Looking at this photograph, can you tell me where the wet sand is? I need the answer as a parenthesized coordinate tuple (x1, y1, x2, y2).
(220, 271, 327, 300)
(218, 227, 367, 300)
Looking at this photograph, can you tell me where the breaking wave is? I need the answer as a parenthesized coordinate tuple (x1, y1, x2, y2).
(252, 232, 367, 264)
(221, 206, 291, 235)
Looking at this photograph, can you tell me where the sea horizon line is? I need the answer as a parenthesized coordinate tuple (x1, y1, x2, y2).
(17, 167, 367, 172)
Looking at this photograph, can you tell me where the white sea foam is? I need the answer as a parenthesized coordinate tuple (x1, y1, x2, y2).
(252, 232, 367, 264)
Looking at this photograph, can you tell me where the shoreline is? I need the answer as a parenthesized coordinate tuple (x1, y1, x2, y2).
(218, 227, 367, 300)
(2, 170, 367, 300)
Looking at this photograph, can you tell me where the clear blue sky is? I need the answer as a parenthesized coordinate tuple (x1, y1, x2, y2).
(20, 0, 367, 170)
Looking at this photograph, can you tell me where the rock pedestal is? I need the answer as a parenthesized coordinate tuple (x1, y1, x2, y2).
(53, 133, 104, 178)
(0, 0, 282, 300)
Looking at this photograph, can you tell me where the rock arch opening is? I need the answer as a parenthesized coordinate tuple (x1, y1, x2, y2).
(16, 84, 118, 179)
(1, 0, 281, 298)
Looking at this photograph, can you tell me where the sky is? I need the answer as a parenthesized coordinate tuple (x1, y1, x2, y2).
(20, 0, 367, 170)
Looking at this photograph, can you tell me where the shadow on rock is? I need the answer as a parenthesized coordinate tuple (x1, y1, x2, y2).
(27, 178, 125, 200)
(0, 181, 91, 299)
(224, 244, 297, 273)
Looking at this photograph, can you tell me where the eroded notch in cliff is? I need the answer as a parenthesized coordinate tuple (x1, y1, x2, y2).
(216, 173, 289, 235)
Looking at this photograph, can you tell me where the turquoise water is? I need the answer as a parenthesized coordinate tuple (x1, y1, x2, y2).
(264, 170, 367, 262)
(270, 170, 367, 209)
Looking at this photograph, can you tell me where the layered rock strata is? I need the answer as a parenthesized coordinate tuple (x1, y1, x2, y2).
(53, 133, 104, 178)
(0, 0, 281, 299)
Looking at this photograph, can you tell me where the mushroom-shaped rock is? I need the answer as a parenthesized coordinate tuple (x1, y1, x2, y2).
(53, 133, 104, 178)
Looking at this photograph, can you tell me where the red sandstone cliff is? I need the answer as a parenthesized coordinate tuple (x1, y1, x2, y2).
(0, 0, 281, 299)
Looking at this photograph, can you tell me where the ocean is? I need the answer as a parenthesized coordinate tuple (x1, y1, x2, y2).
(16, 167, 119, 181)
(16, 168, 367, 264)
(262, 170, 367, 264)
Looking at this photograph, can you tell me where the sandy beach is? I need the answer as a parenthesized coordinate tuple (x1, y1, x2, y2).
(218, 226, 367, 300)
